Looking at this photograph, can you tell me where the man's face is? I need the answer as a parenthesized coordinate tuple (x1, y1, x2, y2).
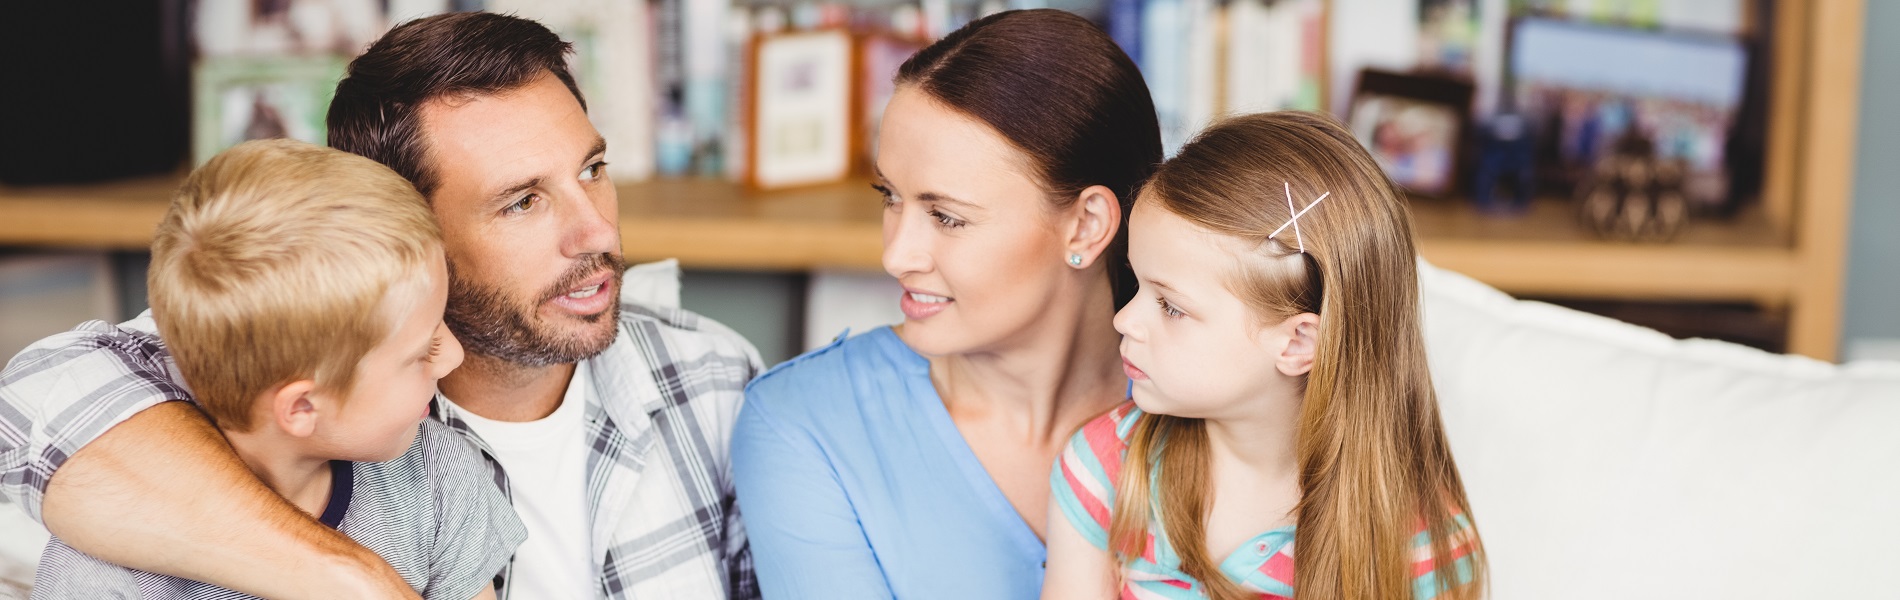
(418, 72, 624, 366)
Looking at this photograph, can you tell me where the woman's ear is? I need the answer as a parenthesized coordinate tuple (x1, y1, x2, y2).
(268, 380, 321, 438)
(1064, 185, 1122, 269)
(1274, 313, 1322, 377)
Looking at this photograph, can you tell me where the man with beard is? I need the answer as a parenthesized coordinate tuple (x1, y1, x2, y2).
(0, 13, 759, 600)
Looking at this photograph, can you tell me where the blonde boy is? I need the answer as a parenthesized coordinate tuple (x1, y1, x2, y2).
(30, 139, 525, 600)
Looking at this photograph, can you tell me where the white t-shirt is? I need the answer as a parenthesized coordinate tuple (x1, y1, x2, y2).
(450, 361, 596, 599)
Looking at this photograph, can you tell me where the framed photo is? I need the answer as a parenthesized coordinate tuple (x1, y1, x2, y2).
(858, 33, 926, 171)
(192, 56, 348, 165)
(1347, 69, 1474, 197)
(1509, 17, 1749, 210)
(746, 29, 856, 190)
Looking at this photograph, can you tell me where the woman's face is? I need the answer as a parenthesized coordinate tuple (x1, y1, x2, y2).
(874, 87, 1077, 357)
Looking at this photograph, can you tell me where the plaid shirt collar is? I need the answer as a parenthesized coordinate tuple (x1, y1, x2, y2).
(431, 303, 758, 599)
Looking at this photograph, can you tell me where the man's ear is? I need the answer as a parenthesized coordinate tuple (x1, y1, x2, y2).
(267, 380, 321, 438)
(1274, 313, 1322, 377)
(1063, 185, 1122, 269)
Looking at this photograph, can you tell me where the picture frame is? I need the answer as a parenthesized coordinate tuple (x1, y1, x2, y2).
(1347, 69, 1474, 197)
(191, 55, 348, 165)
(858, 33, 926, 173)
(745, 29, 857, 190)
(1508, 16, 1751, 212)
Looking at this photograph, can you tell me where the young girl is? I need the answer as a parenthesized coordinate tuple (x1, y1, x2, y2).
(1041, 112, 1485, 600)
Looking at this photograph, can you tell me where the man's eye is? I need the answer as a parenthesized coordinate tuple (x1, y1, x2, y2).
(581, 161, 609, 181)
(505, 194, 539, 214)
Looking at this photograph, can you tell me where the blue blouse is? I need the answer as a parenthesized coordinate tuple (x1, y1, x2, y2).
(732, 326, 1047, 599)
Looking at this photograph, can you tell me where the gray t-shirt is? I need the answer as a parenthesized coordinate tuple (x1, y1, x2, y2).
(30, 419, 527, 600)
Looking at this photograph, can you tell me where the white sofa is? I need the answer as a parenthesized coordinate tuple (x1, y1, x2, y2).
(3, 260, 1896, 598)
(1422, 261, 1900, 598)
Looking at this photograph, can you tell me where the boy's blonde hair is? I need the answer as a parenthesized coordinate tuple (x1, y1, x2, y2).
(149, 139, 441, 432)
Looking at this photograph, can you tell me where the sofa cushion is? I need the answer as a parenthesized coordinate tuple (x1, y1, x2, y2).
(1419, 259, 1900, 598)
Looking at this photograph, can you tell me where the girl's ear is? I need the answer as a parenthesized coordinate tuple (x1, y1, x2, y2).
(1275, 313, 1321, 377)
(1064, 185, 1122, 269)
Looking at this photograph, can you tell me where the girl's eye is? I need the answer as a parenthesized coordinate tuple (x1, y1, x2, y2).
(872, 183, 897, 209)
(581, 161, 609, 181)
(504, 194, 540, 215)
(1157, 297, 1185, 319)
(929, 210, 967, 228)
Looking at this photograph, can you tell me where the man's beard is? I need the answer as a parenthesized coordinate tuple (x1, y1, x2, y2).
(444, 253, 626, 367)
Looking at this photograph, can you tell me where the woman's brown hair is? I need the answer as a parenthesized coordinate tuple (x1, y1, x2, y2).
(895, 9, 1163, 309)
(1106, 111, 1484, 600)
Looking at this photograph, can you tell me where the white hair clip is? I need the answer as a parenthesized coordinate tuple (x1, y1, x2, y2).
(1268, 181, 1330, 253)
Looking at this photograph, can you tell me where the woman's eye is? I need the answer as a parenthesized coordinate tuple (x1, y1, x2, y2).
(505, 194, 539, 215)
(929, 210, 967, 228)
(872, 183, 897, 208)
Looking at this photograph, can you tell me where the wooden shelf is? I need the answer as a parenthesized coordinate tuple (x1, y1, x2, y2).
(0, 173, 1799, 301)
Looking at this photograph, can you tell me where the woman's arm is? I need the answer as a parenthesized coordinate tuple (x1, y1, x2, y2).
(730, 395, 895, 600)
(43, 402, 417, 599)
(1040, 480, 1119, 599)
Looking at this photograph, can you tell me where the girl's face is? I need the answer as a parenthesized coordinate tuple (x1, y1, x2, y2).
(1114, 200, 1310, 420)
(874, 87, 1080, 357)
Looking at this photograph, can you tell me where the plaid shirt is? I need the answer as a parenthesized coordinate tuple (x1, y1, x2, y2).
(0, 300, 762, 599)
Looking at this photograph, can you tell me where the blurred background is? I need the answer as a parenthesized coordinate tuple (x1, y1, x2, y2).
(0, 0, 1889, 368)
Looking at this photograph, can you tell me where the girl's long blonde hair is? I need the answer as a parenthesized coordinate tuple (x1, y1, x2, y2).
(1106, 112, 1484, 600)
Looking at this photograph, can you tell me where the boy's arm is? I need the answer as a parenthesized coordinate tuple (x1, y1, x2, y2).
(44, 402, 419, 600)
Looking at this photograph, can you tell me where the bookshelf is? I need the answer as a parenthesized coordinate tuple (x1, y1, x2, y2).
(0, 0, 1865, 361)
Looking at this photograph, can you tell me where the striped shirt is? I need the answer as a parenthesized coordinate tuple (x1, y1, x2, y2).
(31, 420, 526, 600)
(0, 298, 762, 599)
(1051, 402, 1475, 599)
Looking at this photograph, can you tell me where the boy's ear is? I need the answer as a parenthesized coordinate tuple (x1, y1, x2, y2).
(1274, 313, 1322, 377)
(267, 380, 321, 438)
(1064, 185, 1122, 269)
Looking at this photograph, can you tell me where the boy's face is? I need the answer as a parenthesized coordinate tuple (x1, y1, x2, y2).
(420, 72, 624, 368)
(319, 258, 462, 462)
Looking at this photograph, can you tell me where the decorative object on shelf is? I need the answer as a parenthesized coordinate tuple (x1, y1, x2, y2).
(1471, 112, 1536, 214)
(745, 29, 856, 191)
(1346, 69, 1474, 197)
(191, 56, 347, 166)
(1509, 16, 1748, 213)
(1577, 132, 1689, 243)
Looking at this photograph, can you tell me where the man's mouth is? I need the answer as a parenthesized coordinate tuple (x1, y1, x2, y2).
(566, 282, 604, 300)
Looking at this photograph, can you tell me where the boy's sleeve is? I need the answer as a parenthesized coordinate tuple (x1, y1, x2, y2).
(32, 537, 145, 599)
(0, 317, 194, 522)
(418, 421, 527, 600)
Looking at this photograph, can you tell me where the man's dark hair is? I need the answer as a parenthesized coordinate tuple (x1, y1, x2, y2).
(327, 12, 585, 198)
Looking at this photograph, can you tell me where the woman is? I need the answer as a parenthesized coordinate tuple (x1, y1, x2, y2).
(731, 9, 1162, 599)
